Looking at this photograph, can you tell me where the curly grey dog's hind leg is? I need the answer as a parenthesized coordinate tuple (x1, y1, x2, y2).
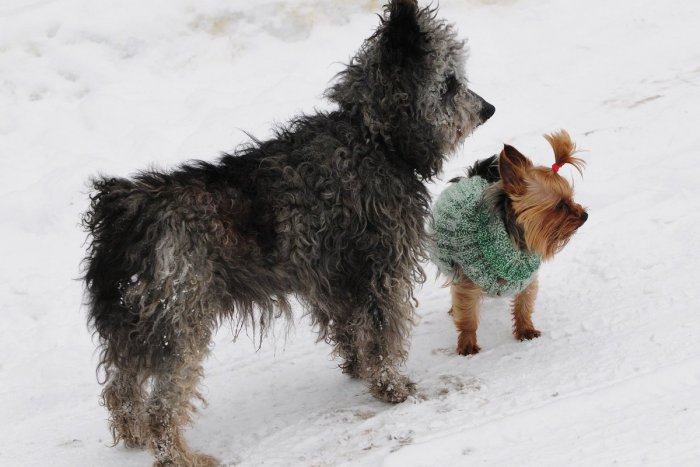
(146, 350, 218, 467)
(102, 366, 148, 448)
(138, 279, 220, 465)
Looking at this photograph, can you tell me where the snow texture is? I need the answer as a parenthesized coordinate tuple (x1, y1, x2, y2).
(1, 0, 700, 465)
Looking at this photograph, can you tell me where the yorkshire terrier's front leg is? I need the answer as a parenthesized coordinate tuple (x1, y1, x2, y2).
(512, 275, 542, 341)
(451, 279, 484, 355)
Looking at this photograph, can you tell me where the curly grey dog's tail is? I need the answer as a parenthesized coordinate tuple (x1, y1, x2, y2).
(82, 176, 166, 375)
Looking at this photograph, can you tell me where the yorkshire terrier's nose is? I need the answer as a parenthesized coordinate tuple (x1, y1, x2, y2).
(580, 211, 589, 223)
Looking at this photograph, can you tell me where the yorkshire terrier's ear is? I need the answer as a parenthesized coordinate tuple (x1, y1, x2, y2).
(499, 144, 532, 195)
(381, 0, 425, 66)
(544, 130, 585, 175)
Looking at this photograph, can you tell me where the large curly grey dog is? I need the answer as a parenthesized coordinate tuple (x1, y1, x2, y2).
(82, 1, 494, 465)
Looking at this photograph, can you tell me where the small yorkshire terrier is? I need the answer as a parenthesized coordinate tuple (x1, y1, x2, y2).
(430, 130, 587, 355)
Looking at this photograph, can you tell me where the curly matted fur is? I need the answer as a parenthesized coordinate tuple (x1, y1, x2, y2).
(82, 1, 494, 465)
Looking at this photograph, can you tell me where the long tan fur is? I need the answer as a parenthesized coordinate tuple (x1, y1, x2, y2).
(544, 129, 585, 175)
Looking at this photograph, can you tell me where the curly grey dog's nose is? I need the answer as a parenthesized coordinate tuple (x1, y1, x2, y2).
(479, 101, 495, 122)
(468, 89, 495, 123)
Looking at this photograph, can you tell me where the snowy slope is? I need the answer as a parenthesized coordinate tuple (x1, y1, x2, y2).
(2, 0, 700, 466)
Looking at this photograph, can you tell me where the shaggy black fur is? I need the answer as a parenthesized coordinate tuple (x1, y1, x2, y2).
(82, 1, 494, 465)
(459, 153, 528, 250)
(467, 154, 500, 182)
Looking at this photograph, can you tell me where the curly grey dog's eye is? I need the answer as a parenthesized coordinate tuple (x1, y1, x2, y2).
(443, 74, 459, 102)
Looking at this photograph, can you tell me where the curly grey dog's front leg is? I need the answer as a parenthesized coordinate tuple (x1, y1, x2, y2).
(352, 291, 416, 403)
(330, 318, 362, 379)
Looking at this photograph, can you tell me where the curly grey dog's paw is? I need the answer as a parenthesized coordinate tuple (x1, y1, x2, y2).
(368, 372, 416, 403)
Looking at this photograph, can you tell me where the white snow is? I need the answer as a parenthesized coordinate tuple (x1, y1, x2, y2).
(2, 0, 700, 465)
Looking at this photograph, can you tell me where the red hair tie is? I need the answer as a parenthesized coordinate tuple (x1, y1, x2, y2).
(552, 163, 562, 173)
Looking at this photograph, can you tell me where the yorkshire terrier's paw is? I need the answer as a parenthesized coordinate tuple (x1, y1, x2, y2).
(515, 328, 541, 341)
(457, 331, 480, 355)
(457, 343, 481, 356)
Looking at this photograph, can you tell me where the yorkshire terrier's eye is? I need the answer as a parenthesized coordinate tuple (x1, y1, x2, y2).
(556, 200, 568, 211)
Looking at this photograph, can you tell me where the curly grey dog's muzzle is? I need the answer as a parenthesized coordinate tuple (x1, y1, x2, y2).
(469, 90, 496, 123)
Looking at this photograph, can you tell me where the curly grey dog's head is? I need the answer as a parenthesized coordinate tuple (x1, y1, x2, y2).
(327, 0, 495, 179)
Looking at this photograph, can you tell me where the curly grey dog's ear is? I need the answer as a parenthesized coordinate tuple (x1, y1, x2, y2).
(381, 0, 425, 66)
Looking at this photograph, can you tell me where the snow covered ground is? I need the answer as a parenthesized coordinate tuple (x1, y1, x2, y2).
(2, 0, 700, 465)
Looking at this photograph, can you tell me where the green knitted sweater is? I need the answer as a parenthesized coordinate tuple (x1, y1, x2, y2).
(430, 176, 541, 296)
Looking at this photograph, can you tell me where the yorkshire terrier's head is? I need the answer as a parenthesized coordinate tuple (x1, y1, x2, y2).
(496, 130, 588, 260)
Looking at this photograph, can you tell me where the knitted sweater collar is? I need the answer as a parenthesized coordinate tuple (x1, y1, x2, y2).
(473, 194, 542, 290)
(431, 176, 542, 296)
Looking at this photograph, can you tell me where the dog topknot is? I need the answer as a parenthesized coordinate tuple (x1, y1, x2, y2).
(544, 129, 586, 175)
